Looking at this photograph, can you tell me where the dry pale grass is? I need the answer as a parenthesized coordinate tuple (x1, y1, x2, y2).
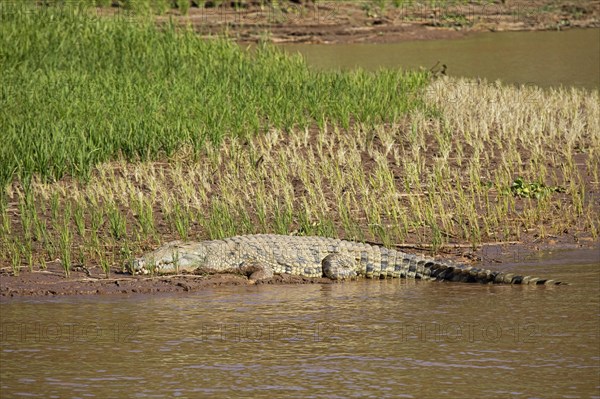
(2, 78, 598, 274)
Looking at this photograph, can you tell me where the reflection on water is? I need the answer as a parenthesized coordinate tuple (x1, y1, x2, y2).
(1, 249, 599, 398)
(282, 28, 600, 90)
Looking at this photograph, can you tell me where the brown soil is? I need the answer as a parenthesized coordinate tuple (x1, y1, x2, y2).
(145, 0, 600, 44)
(0, 264, 336, 297)
(2, 0, 598, 298)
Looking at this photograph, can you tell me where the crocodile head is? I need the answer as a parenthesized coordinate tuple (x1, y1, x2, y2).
(131, 241, 207, 275)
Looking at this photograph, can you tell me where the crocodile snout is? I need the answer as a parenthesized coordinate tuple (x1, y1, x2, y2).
(131, 258, 148, 275)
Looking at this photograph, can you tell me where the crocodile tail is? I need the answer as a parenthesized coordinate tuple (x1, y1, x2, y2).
(421, 259, 564, 285)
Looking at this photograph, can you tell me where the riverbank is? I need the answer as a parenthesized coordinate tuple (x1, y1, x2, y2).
(114, 0, 600, 44)
(2, 75, 598, 297)
(3, 242, 598, 297)
(1, 2, 598, 297)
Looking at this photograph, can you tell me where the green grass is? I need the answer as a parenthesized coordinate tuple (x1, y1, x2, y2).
(0, 1, 429, 191)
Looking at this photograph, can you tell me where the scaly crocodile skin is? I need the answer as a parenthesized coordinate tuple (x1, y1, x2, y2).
(132, 234, 563, 285)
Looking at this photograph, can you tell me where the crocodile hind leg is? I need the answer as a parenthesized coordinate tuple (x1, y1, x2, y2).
(239, 260, 274, 282)
(322, 254, 358, 280)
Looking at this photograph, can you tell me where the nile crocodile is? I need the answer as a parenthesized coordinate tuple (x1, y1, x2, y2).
(132, 234, 563, 285)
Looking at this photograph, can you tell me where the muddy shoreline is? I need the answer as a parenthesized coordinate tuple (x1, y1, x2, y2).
(2, 239, 597, 297)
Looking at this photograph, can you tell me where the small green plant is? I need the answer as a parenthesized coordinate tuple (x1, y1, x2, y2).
(0, 209, 11, 235)
(510, 177, 564, 199)
(18, 195, 33, 240)
(58, 208, 72, 277)
(273, 202, 293, 235)
(39, 256, 47, 271)
(50, 192, 60, 222)
(32, 209, 47, 243)
(153, 0, 171, 15)
(427, 219, 444, 254)
(176, 0, 190, 15)
(107, 203, 127, 240)
(10, 241, 21, 276)
(90, 205, 104, 234)
(170, 203, 191, 240)
(77, 246, 86, 269)
(134, 197, 155, 238)
(24, 240, 34, 272)
(99, 252, 111, 278)
(204, 200, 237, 239)
(73, 202, 86, 238)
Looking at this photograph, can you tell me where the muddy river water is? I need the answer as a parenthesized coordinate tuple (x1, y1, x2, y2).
(1, 248, 599, 398)
(282, 28, 600, 90)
